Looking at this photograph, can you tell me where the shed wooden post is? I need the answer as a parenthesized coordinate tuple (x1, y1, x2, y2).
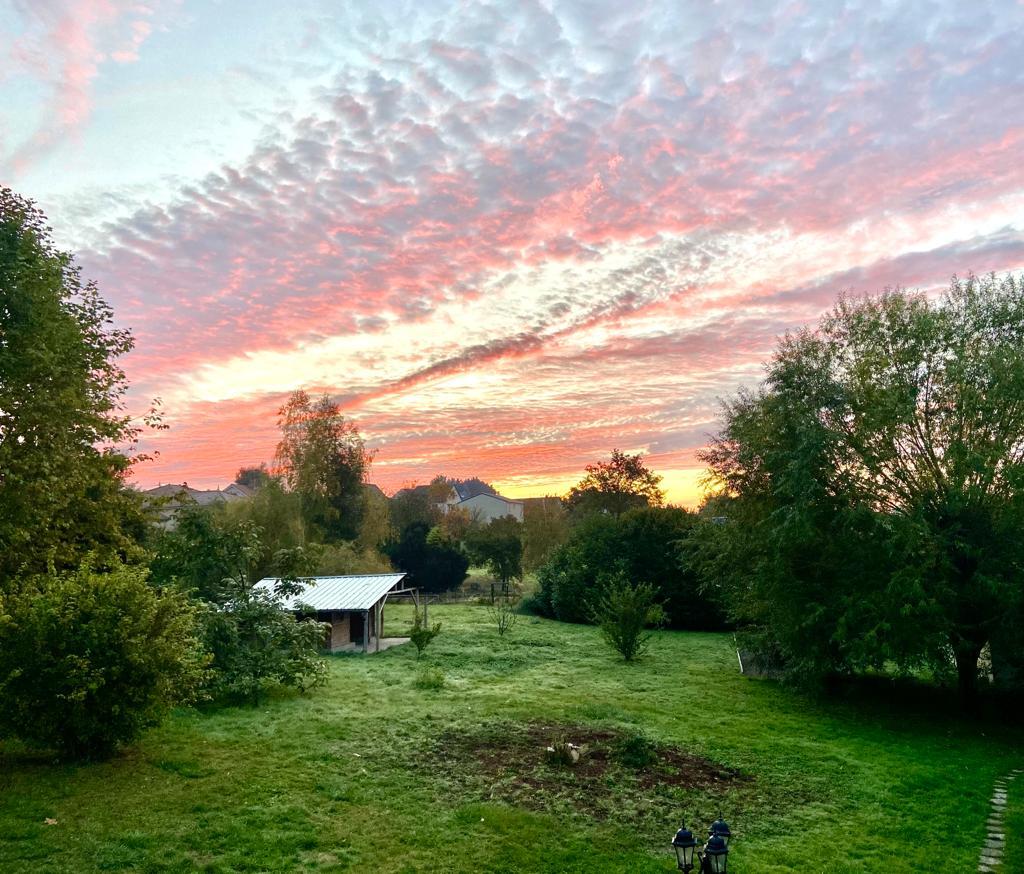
(375, 602, 381, 653)
(362, 610, 369, 653)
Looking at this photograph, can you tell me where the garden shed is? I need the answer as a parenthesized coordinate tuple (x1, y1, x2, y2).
(256, 573, 417, 653)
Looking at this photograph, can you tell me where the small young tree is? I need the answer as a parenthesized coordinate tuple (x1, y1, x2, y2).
(409, 606, 441, 657)
(0, 560, 208, 758)
(488, 598, 519, 637)
(590, 576, 664, 662)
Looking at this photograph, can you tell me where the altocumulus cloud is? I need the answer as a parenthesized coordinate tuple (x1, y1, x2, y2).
(5, 0, 1024, 500)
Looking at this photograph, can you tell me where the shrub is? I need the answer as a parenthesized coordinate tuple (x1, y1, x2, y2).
(590, 577, 664, 662)
(201, 577, 328, 703)
(613, 731, 658, 768)
(0, 561, 207, 758)
(409, 607, 441, 657)
(414, 668, 446, 690)
(488, 598, 519, 637)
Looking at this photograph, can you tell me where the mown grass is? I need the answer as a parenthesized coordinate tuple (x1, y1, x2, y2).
(0, 604, 1020, 872)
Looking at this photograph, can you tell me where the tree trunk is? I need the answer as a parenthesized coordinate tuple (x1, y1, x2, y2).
(954, 643, 983, 705)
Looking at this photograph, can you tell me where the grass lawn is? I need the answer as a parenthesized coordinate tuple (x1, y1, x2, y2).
(1, 604, 1021, 872)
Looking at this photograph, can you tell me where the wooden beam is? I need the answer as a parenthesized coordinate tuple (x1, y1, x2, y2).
(362, 610, 369, 653)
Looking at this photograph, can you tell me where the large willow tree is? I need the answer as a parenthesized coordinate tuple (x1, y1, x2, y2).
(700, 275, 1024, 699)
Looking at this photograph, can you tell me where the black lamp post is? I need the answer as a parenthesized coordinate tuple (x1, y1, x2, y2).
(709, 816, 732, 848)
(671, 817, 731, 873)
(672, 825, 698, 872)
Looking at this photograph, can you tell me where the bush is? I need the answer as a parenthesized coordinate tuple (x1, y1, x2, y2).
(409, 607, 441, 657)
(590, 577, 664, 662)
(201, 577, 328, 703)
(414, 668, 445, 690)
(0, 561, 207, 758)
(613, 731, 658, 768)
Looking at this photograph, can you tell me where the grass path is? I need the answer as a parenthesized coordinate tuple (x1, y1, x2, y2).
(1, 605, 1020, 872)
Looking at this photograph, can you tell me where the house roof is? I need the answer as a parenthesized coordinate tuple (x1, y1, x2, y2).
(457, 491, 524, 506)
(255, 573, 408, 612)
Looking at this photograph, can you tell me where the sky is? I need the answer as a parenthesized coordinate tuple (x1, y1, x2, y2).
(3, 0, 1024, 505)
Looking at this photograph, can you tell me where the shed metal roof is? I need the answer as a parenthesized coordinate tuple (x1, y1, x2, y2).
(255, 573, 408, 612)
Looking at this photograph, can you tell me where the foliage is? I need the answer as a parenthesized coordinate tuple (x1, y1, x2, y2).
(314, 540, 393, 575)
(612, 731, 658, 769)
(0, 560, 207, 758)
(390, 484, 441, 532)
(698, 275, 1024, 699)
(356, 484, 394, 552)
(564, 449, 665, 519)
(0, 188, 154, 584)
(274, 390, 370, 542)
(409, 606, 442, 657)
(413, 667, 446, 690)
(465, 515, 523, 598)
(200, 549, 328, 703)
(150, 504, 263, 601)
(534, 507, 722, 629)
(384, 521, 469, 593)
(589, 576, 664, 662)
(221, 477, 311, 580)
(522, 497, 570, 571)
(235, 464, 271, 491)
(488, 598, 519, 637)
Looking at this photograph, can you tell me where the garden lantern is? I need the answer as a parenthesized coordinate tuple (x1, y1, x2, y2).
(672, 825, 698, 872)
(702, 834, 729, 873)
(709, 816, 732, 847)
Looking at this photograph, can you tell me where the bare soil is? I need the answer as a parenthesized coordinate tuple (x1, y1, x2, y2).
(425, 721, 747, 821)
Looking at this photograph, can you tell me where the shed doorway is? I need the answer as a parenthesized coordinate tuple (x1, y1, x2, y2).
(350, 610, 365, 644)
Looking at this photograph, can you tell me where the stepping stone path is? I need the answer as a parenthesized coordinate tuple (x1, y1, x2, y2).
(979, 768, 1022, 872)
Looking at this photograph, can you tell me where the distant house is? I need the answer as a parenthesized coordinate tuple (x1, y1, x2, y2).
(442, 487, 524, 523)
(256, 573, 416, 653)
(142, 481, 252, 528)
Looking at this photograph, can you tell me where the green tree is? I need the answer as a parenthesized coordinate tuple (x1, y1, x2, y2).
(0, 188, 152, 584)
(589, 576, 664, 662)
(235, 464, 271, 491)
(356, 484, 394, 553)
(384, 522, 469, 594)
(275, 390, 370, 541)
(0, 560, 207, 758)
(564, 449, 665, 519)
(534, 507, 720, 629)
(699, 275, 1024, 699)
(150, 504, 263, 601)
(522, 497, 570, 571)
(465, 515, 523, 600)
(390, 485, 436, 532)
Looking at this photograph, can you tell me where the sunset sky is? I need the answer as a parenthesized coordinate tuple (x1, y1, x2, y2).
(4, 1, 1024, 504)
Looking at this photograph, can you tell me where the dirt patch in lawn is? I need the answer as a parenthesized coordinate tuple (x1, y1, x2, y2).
(425, 721, 747, 822)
